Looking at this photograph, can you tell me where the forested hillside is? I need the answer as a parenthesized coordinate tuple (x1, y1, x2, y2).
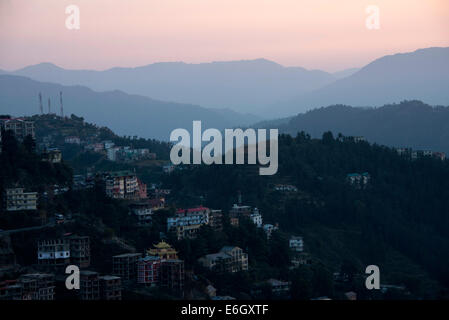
(162, 132, 449, 298)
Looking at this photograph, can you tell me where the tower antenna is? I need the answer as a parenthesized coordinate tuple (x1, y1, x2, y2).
(59, 91, 64, 117)
(48, 98, 51, 114)
(38, 92, 43, 114)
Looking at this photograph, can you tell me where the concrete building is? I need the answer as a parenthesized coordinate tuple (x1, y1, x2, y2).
(250, 208, 263, 227)
(37, 238, 70, 266)
(67, 235, 90, 268)
(137, 256, 161, 286)
(19, 273, 55, 300)
(346, 172, 371, 189)
(104, 170, 139, 199)
(80, 271, 100, 300)
(160, 259, 184, 292)
(129, 201, 153, 225)
(64, 136, 81, 144)
(263, 224, 279, 239)
(274, 184, 298, 192)
(99, 275, 122, 300)
(209, 209, 223, 231)
(198, 246, 248, 273)
(42, 148, 62, 163)
(112, 253, 142, 281)
(167, 207, 210, 240)
(4, 188, 38, 211)
(289, 236, 304, 252)
(0, 118, 35, 141)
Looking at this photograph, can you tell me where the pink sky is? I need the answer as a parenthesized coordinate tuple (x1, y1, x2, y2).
(0, 0, 448, 72)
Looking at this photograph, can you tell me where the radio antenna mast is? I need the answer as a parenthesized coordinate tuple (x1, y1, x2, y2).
(59, 91, 64, 117)
(38, 92, 43, 114)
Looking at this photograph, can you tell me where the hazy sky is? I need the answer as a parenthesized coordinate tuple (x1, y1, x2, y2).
(1, 0, 448, 72)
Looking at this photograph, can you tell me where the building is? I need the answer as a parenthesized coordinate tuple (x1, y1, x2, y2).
(198, 246, 248, 273)
(163, 164, 175, 174)
(137, 256, 161, 286)
(346, 172, 370, 189)
(432, 152, 446, 161)
(99, 275, 122, 300)
(64, 136, 81, 144)
(0, 280, 22, 300)
(19, 273, 55, 300)
(209, 209, 223, 231)
(42, 148, 62, 163)
(411, 150, 433, 160)
(112, 253, 142, 281)
(263, 224, 279, 239)
(229, 204, 252, 217)
(160, 259, 184, 292)
(147, 241, 178, 260)
(103, 170, 139, 199)
(129, 201, 153, 225)
(80, 271, 100, 300)
(137, 178, 147, 199)
(253, 279, 291, 297)
(0, 235, 16, 268)
(249, 208, 263, 228)
(289, 236, 304, 252)
(274, 184, 298, 192)
(67, 235, 90, 268)
(37, 238, 70, 266)
(0, 118, 35, 141)
(4, 188, 38, 211)
(167, 207, 210, 240)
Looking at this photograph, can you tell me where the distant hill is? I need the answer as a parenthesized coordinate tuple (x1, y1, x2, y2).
(0, 75, 259, 141)
(267, 47, 449, 117)
(5, 59, 335, 114)
(259, 100, 449, 153)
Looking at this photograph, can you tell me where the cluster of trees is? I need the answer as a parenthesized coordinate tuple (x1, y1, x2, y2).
(163, 131, 449, 299)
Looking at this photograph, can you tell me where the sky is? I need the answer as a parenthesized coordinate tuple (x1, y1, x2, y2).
(0, 0, 448, 72)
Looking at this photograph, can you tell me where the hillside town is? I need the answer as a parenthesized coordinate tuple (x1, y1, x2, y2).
(0, 115, 446, 300)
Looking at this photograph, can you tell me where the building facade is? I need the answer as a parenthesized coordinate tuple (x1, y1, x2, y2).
(4, 188, 38, 211)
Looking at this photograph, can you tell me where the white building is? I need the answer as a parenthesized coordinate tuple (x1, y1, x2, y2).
(250, 208, 263, 227)
(263, 224, 278, 239)
(289, 236, 304, 252)
(4, 188, 38, 211)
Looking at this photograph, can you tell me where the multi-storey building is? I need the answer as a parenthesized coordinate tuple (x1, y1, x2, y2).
(129, 201, 153, 225)
(146, 241, 178, 260)
(19, 273, 55, 300)
(80, 271, 100, 300)
(37, 238, 70, 266)
(42, 148, 62, 163)
(346, 172, 370, 189)
(0, 280, 22, 300)
(0, 118, 35, 141)
(104, 171, 139, 199)
(209, 209, 223, 231)
(289, 236, 304, 252)
(198, 246, 248, 273)
(67, 235, 90, 268)
(160, 259, 184, 292)
(99, 275, 122, 300)
(137, 256, 161, 286)
(249, 208, 263, 228)
(4, 188, 38, 211)
(263, 224, 279, 239)
(167, 207, 210, 240)
(112, 253, 142, 281)
(229, 204, 252, 217)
